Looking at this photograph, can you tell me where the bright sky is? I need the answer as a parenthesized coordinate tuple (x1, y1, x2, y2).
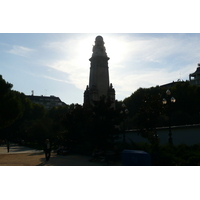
(1, 33, 200, 104)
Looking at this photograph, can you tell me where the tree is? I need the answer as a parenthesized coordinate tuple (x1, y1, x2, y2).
(0, 75, 23, 130)
(84, 98, 120, 149)
(170, 81, 200, 125)
(123, 82, 200, 129)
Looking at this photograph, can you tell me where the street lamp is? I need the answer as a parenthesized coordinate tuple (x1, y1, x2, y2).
(162, 89, 176, 145)
(120, 103, 129, 143)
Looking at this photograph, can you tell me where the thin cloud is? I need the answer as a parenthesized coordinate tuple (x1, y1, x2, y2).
(116, 35, 200, 65)
(44, 59, 88, 90)
(7, 45, 35, 57)
(42, 75, 72, 84)
(108, 35, 200, 101)
(41, 35, 94, 89)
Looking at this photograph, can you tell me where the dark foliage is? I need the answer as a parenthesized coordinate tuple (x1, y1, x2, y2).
(61, 98, 121, 153)
(123, 81, 200, 130)
(0, 75, 23, 130)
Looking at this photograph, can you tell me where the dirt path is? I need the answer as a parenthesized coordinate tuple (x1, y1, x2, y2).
(0, 152, 45, 166)
(0, 152, 121, 166)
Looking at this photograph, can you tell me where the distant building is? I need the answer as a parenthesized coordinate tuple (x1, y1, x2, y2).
(160, 81, 179, 89)
(160, 63, 200, 89)
(189, 63, 200, 86)
(160, 80, 186, 89)
(26, 95, 66, 109)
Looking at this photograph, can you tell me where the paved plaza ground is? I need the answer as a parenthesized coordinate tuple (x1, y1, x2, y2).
(0, 143, 121, 166)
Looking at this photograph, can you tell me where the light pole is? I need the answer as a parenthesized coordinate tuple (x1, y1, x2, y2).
(120, 103, 129, 143)
(162, 89, 176, 145)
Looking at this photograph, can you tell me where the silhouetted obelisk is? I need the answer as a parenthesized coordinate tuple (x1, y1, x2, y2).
(84, 36, 115, 107)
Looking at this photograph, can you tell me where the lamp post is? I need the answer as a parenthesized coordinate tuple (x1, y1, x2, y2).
(120, 103, 129, 143)
(162, 89, 176, 145)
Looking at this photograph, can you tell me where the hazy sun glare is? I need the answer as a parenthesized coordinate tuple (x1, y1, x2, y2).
(75, 35, 129, 64)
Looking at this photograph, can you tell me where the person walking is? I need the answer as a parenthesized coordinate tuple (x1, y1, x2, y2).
(6, 140, 10, 153)
(44, 139, 51, 162)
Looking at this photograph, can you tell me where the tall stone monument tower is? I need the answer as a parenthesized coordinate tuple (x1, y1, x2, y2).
(84, 36, 115, 107)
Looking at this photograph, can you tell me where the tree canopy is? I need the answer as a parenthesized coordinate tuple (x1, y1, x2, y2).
(123, 81, 200, 130)
(0, 75, 23, 129)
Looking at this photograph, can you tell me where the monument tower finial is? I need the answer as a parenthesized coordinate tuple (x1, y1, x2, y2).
(92, 35, 108, 57)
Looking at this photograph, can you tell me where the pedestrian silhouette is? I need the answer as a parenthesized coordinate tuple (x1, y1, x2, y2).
(44, 139, 51, 161)
(7, 141, 10, 153)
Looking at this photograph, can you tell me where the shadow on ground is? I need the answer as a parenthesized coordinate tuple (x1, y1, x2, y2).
(36, 153, 121, 166)
(28, 152, 44, 156)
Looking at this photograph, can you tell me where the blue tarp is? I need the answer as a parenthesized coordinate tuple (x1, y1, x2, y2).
(122, 149, 151, 166)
